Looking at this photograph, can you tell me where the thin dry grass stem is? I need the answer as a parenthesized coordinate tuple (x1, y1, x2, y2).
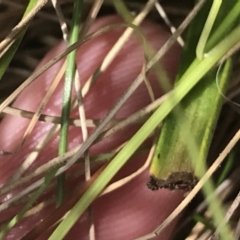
(80, 0, 104, 36)
(77, 0, 157, 100)
(187, 224, 212, 240)
(101, 93, 168, 139)
(1, 91, 165, 132)
(136, 128, 240, 240)
(74, 69, 95, 240)
(228, 87, 240, 102)
(101, 142, 156, 196)
(51, 0, 69, 41)
(74, 3, 103, 238)
(0, 178, 43, 212)
(0, 0, 48, 56)
(148, 0, 206, 70)
(225, 189, 240, 222)
(0, 142, 122, 209)
(9, 125, 60, 183)
(17, 61, 66, 151)
(2, 1, 60, 23)
(155, 2, 184, 47)
(0, 146, 80, 198)
(0, 23, 138, 117)
(175, 167, 240, 238)
(210, 191, 240, 240)
(142, 62, 155, 102)
(73, 71, 89, 180)
(2, 106, 98, 127)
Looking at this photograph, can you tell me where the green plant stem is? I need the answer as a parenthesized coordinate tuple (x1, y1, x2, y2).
(57, 0, 83, 206)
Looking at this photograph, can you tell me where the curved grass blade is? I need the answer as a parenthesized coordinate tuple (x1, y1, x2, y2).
(196, 0, 222, 59)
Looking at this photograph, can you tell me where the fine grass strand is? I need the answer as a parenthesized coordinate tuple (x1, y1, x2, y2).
(155, 2, 184, 46)
(0, 23, 140, 114)
(18, 61, 66, 150)
(57, 0, 83, 206)
(0, 0, 38, 80)
(48, 24, 240, 240)
(0, 0, 48, 54)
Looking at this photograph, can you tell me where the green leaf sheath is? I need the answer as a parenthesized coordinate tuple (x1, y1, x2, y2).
(148, 58, 232, 190)
(148, 0, 237, 190)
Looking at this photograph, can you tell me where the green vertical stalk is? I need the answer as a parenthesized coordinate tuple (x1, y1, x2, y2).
(57, 0, 83, 206)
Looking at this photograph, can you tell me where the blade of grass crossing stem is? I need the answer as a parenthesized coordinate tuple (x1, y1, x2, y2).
(48, 25, 240, 240)
(206, 0, 240, 51)
(148, 0, 237, 190)
(0, 0, 38, 81)
(196, 0, 222, 60)
(57, 0, 83, 206)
